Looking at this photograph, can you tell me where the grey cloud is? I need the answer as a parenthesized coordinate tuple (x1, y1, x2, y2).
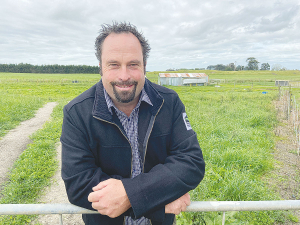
(1, 0, 299, 70)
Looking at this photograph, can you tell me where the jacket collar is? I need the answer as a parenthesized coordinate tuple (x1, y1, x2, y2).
(92, 79, 164, 122)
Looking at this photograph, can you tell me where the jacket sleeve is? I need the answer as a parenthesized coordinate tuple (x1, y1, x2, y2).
(60, 106, 123, 211)
(122, 94, 205, 219)
(61, 105, 170, 222)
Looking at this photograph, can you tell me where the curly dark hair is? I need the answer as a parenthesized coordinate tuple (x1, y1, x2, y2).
(95, 21, 151, 75)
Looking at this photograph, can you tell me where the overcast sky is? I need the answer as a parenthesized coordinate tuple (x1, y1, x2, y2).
(1, 0, 299, 71)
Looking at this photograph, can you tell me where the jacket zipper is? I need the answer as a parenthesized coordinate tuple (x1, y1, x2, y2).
(94, 98, 163, 225)
(93, 116, 134, 176)
(142, 99, 164, 173)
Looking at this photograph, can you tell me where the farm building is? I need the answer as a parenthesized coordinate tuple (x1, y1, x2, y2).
(158, 73, 209, 86)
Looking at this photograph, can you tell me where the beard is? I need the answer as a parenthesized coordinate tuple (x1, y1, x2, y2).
(111, 81, 138, 103)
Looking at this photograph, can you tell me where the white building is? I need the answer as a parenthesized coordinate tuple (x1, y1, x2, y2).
(158, 73, 209, 86)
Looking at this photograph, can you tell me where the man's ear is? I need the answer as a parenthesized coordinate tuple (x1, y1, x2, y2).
(144, 62, 147, 75)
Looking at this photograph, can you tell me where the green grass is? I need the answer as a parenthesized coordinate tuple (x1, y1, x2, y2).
(0, 93, 44, 138)
(0, 72, 300, 224)
(173, 85, 298, 224)
(0, 101, 65, 224)
(0, 74, 94, 224)
(146, 69, 300, 86)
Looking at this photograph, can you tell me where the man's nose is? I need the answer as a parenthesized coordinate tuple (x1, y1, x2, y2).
(119, 66, 130, 81)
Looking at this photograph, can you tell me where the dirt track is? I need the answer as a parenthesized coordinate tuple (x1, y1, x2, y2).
(32, 143, 83, 225)
(0, 102, 82, 224)
(0, 102, 57, 191)
(1, 99, 299, 224)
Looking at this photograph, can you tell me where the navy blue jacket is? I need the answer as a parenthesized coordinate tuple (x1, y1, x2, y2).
(61, 79, 205, 225)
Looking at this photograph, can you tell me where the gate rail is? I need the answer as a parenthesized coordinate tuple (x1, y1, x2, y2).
(1, 201, 300, 225)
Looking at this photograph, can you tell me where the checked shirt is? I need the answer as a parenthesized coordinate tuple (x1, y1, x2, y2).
(104, 88, 152, 225)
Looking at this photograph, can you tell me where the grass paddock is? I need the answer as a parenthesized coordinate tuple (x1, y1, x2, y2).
(0, 71, 300, 224)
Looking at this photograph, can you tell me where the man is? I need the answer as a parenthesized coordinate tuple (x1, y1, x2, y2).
(61, 22, 205, 225)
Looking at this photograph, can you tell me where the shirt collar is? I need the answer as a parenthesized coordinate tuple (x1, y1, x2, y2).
(104, 87, 153, 115)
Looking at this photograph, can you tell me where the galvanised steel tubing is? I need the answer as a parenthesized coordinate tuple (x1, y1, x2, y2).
(1, 201, 300, 215)
(186, 200, 300, 212)
(0, 203, 97, 215)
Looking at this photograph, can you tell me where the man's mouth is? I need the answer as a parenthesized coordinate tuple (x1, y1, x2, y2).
(111, 81, 137, 90)
(116, 84, 133, 88)
(110, 81, 138, 103)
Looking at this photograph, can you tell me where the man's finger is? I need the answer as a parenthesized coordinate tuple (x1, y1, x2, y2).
(183, 193, 191, 205)
(186, 197, 191, 206)
(88, 190, 101, 202)
(181, 203, 187, 212)
(92, 180, 110, 191)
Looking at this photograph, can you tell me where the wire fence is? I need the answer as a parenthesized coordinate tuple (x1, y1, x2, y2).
(280, 86, 300, 155)
(1, 81, 299, 225)
(1, 201, 300, 225)
(209, 79, 300, 87)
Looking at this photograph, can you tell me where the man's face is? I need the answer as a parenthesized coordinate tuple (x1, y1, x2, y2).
(100, 32, 145, 107)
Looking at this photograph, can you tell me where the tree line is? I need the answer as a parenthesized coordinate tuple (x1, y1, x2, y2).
(167, 57, 288, 72)
(0, 63, 99, 74)
(206, 57, 272, 71)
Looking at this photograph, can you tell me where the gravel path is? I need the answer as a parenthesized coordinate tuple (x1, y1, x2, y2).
(0, 102, 83, 224)
(2, 99, 299, 224)
(0, 102, 58, 191)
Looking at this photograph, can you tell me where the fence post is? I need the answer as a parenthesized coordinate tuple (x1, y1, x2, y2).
(288, 90, 291, 119)
(222, 211, 226, 225)
(59, 214, 63, 225)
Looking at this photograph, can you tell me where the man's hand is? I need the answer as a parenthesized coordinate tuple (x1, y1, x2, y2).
(88, 178, 131, 218)
(165, 193, 191, 215)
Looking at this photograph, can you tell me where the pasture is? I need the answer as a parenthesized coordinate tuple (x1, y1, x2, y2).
(0, 71, 300, 224)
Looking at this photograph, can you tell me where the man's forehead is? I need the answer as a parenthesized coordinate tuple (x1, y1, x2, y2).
(102, 32, 142, 50)
(101, 32, 143, 61)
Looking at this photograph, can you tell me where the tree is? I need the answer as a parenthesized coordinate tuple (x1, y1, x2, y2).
(260, 63, 270, 70)
(206, 65, 216, 70)
(235, 65, 244, 71)
(226, 63, 235, 71)
(215, 64, 226, 70)
(0, 63, 99, 74)
(246, 57, 259, 70)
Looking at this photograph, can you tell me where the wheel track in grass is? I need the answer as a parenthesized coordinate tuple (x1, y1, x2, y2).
(3, 97, 299, 224)
(0, 102, 58, 191)
(0, 101, 83, 224)
(32, 143, 83, 225)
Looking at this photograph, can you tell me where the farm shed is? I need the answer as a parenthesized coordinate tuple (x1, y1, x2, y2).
(158, 73, 209, 86)
(275, 80, 290, 87)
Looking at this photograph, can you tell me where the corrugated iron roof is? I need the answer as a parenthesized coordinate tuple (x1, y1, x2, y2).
(159, 73, 208, 78)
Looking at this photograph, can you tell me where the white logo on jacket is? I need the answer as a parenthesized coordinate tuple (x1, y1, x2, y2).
(182, 112, 192, 130)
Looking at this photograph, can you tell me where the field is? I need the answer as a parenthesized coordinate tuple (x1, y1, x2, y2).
(0, 71, 300, 224)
